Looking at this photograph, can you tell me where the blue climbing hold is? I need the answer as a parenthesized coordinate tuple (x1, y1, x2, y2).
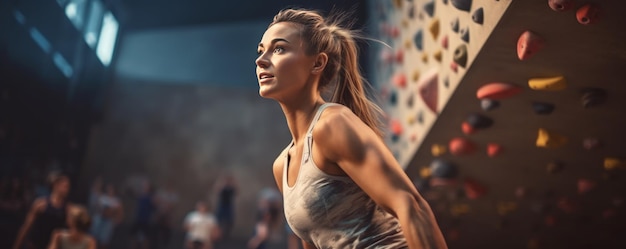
(390, 90, 398, 106)
(472, 7, 484, 24)
(414, 29, 424, 51)
(460, 27, 470, 43)
(430, 159, 459, 179)
(480, 99, 500, 111)
(451, 18, 459, 33)
(451, 0, 472, 12)
(424, 1, 435, 17)
(417, 110, 424, 124)
(532, 102, 555, 114)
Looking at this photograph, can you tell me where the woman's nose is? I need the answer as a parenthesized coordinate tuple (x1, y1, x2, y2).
(256, 54, 270, 68)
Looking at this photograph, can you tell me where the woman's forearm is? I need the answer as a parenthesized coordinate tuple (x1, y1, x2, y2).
(397, 195, 447, 249)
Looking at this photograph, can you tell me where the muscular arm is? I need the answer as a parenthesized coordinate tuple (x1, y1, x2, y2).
(47, 231, 60, 249)
(313, 106, 447, 249)
(13, 198, 45, 249)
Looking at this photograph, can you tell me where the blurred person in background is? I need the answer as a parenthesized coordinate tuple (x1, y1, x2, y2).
(90, 183, 123, 249)
(212, 172, 237, 239)
(129, 180, 157, 249)
(47, 205, 96, 249)
(154, 181, 179, 249)
(183, 200, 220, 249)
(13, 172, 70, 249)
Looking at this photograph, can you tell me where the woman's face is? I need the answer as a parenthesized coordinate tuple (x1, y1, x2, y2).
(256, 22, 317, 100)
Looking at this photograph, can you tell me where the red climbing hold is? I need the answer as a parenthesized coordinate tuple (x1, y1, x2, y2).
(390, 119, 403, 136)
(441, 35, 449, 49)
(476, 82, 522, 99)
(548, 0, 574, 12)
(450, 61, 458, 73)
(449, 137, 476, 156)
(577, 4, 600, 25)
(461, 122, 474, 135)
(517, 31, 544, 60)
(577, 178, 595, 194)
(418, 69, 439, 113)
(395, 49, 404, 64)
(464, 178, 487, 200)
(392, 73, 407, 88)
(487, 143, 503, 157)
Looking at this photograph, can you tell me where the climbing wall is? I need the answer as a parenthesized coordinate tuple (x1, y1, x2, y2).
(370, 0, 513, 168)
(371, 0, 626, 248)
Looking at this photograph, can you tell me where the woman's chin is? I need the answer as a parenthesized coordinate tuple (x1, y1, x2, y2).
(258, 86, 277, 99)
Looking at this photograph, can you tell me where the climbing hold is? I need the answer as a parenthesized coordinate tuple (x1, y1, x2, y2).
(461, 122, 474, 135)
(431, 177, 458, 187)
(407, 95, 416, 111)
(450, 203, 470, 216)
(392, 73, 407, 88)
(532, 102, 555, 115)
(417, 110, 424, 124)
(517, 31, 545, 60)
(390, 119, 403, 136)
(546, 161, 564, 174)
(414, 30, 424, 51)
(480, 99, 500, 111)
(466, 113, 493, 129)
(401, 19, 409, 29)
(581, 87, 607, 108)
(395, 49, 404, 63)
(412, 70, 420, 82)
(407, 115, 416, 125)
(429, 159, 459, 178)
(380, 49, 393, 63)
(431, 144, 447, 156)
(472, 7, 484, 24)
(420, 167, 432, 178)
(476, 82, 522, 99)
(404, 39, 412, 49)
(451, 0, 472, 12)
(548, 0, 574, 12)
(418, 69, 439, 113)
(389, 90, 398, 106)
(536, 128, 568, 148)
(443, 77, 449, 88)
(450, 61, 458, 73)
(460, 27, 470, 43)
(604, 157, 624, 170)
(557, 197, 577, 214)
(392, 0, 403, 9)
(577, 4, 600, 25)
(577, 178, 595, 194)
(424, 1, 435, 17)
(449, 137, 477, 156)
(441, 35, 449, 49)
(453, 44, 468, 67)
(429, 18, 440, 39)
(487, 143, 503, 157)
(497, 201, 517, 216)
(433, 50, 442, 62)
(408, 4, 416, 19)
(464, 178, 487, 200)
(421, 53, 429, 63)
(451, 18, 459, 33)
(442, 0, 449, 5)
(582, 137, 602, 150)
(515, 186, 527, 199)
(389, 26, 400, 38)
(410, 133, 418, 142)
(529, 76, 566, 91)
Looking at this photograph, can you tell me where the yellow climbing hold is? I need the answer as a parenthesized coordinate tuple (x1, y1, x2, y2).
(497, 201, 518, 216)
(431, 144, 447, 156)
(529, 76, 567, 91)
(604, 157, 624, 170)
(422, 53, 429, 63)
(407, 115, 416, 125)
(405, 39, 412, 49)
(429, 18, 440, 39)
(420, 167, 432, 178)
(402, 19, 409, 29)
(536, 128, 568, 148)
(450, 203, 470, 216)
(412, 70, 421, 82)
(433, 50, 442, 62)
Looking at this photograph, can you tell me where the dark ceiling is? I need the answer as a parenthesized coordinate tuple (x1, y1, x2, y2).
(111, 0, 370, 32)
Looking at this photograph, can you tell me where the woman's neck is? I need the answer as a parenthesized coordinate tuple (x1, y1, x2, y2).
(280, 96, 325, 145)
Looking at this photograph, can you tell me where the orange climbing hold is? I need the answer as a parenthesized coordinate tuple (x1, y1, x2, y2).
(392, 73, 407, 88)
(390, 119, 403, 136)
(431, 144, 447, 156)
(517, 31, 545, 60)
(433, 50, 442, 62)
(449, 137, 476, 156)
(577, 4, 600, 25)
(461, 121, 474, 135)
(529, 76, 566, 91)
(536, 128, 567, 148)
(418, 69, 439, 113)
(429, 18, 440, 39)
(604, 157, 624, 170)
(476, 82, 522, 99)
(487, 143, 503, 157)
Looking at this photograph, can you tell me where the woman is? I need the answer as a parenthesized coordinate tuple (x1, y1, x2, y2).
(47, 205, 96, 249)
(255, 8, 447, 249)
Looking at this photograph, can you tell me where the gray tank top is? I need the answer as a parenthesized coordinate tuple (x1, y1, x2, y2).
(282, 103, 408, 249)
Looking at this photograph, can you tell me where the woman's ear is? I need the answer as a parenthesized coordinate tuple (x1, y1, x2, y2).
(312, 52, 329, 74)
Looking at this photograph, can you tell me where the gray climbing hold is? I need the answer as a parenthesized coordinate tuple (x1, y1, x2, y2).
(460, 27, 470, 43)
(466, 113, 493, 129)
(451, 0, 472, 12)
(451, 18, 459, 33)
(532, 102, 555, 115)
(453, 44, 468, 67)
(472, 7, 484, 24)
(417, 110, 424, 124)
(407, 94, 414, 108)
(430, 159, 459, 179)
(480, 99, 500, 111)
(408, 4, 416, 19)
(442, 0, 448, 4)
(443, 77, 449, 88)
(414, 29, 424, 51)
(424, 1, 435, 17)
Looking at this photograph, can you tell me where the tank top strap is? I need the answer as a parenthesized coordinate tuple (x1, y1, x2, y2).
(301, 102, 340, 165)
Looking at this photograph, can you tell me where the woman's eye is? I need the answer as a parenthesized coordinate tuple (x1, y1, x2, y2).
(273, 47, 284, 53)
